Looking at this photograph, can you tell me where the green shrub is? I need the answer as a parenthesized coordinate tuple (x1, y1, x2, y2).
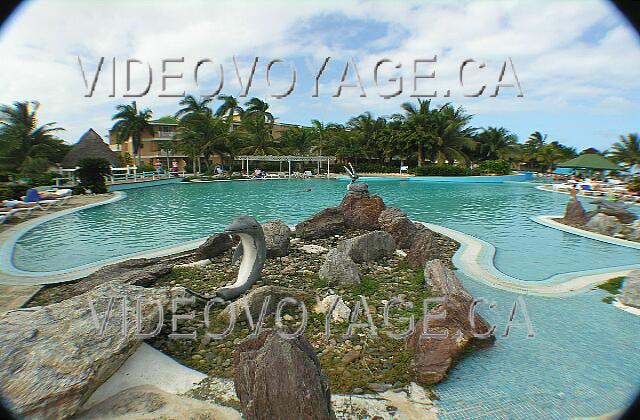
(413, 165, 472, 176)
(76, 158, 111, 194)
(19, 156, 51, 179)
(477, 160, 512, 175)
(0, 184, 13, 201)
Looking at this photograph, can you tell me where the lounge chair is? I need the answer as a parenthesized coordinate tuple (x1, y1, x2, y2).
(304, 170, 314, 178)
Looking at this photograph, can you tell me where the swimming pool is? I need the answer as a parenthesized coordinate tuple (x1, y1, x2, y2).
(8, 179, 640, 417)
(12, 179, 640, 281)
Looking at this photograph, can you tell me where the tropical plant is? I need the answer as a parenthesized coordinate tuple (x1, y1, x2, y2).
(0, 101, 65, 170)
(237, 114, 281, 155)
(19, 156, 51, 178)
(477, 159, 511, 175)
(175, 94, 213, 119)
(609, 133, 640, 171)
(397, 99, 434, 166)
(215, 95, 244, 129)
(76, 157, 111, 194)
(111, 101, 153, 166)
(427, 104, 476, 165)
(244, 97, 274, 124)
(474, 127, 518, 162)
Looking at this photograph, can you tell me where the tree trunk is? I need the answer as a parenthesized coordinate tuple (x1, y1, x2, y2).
(417, 144, 425, 167)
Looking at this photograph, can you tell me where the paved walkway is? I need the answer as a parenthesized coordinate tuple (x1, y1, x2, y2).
(0, 284, 41, 314)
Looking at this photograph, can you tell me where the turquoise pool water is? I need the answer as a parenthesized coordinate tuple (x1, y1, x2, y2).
(436, 273, 640, 419)
(13, 179, 640, 280)
(10, 179, 640, 417)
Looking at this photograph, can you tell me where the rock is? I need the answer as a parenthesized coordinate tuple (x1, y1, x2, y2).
(233, 329, 336, 420)
(338, 190, 386, 230)
(629, 220, 640, 241)
(262, 220, 291, 258)
(619, 270, 640, 309)
(318, 249, 361, 285)
(586, 213, 623, 236)
(405, 230, 436, 268)
(341, 350, 361, 365)
(562, 198, 589, 226)
(424, 259, 472, 301)
(300, 244, 328, 254)
(347, 182, 369, 193)
(378, 207, 422, 249)
(336, 230, 396, 263)
(594, 200, 638, 224)
(197, 233, 233, 260)
(0, 282, 173, 419)
(295, 207, 346, 239)
(75, 385, 241, 419)
(314, 295, 351, 322)
(40, 258, 174, 302)
(220, 286, 308, 322)
(406, 260, 494, 384)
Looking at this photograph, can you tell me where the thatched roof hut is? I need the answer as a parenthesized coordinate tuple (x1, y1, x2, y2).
(61, 129, 121, 168)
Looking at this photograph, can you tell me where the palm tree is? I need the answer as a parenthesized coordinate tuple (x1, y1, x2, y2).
(215, 95, 244, 129)
(175, 94, 212, 119)
(428, 104, 476, 165)
(237, 115, 281, 155)
(281, 127, 314, 155)
(398, 99, 434, 166)
(475, 127, 518, 162)
(0, 101, 64, 169)
(610, 133, 640, 172)
(244, 98, 274, 124)
(346, 112, 387, 162)
(111, 101, 152, 166)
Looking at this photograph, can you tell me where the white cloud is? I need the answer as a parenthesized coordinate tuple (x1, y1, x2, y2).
(0, 0, 638, 149)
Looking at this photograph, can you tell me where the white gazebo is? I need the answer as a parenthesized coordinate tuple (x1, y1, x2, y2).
(236, 155, 336, 179)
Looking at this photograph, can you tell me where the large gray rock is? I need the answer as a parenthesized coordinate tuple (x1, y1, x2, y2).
(294, 207, 346, 239)
(406, 260, 494, 384)
(233, 329, 336, 420)
(594, 200, 637, 224)
(220, 286, 308, 322)
(318, 249, 361, 285)
(619, 270, 640, 309)
(336, 230, 396, 263)
(562, 198, 589, 226)
(197, 233, 234, 260)
(586, 213, 624, 236)
(262, 220, 291, 258)
(378, 207, 421, 249)
(0, 282, 173, 419)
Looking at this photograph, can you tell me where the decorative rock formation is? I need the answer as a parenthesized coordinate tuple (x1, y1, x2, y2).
(233, 329, 336, 420)
(295, 207, 346, 239)
(378, 207, 421, 250)
(220, 285, 308, 322)
(406, 260, 494, 384)
(318, 249, 361, 285)
(198, 233, 233, 260)
(619, 270, 640, 309)
(262, 220, 291, 258)
(405, 230, 436, 268)
(338, 189, 385, 230)
(594, 200, 638, 224)
(586, 213, 623, 236)
(314, 295, 351, 323)
(75, 385, 241, 419)
(562, 198, 589, 226)
(0, 282, 173, 419)
(336, 230, 396, 263)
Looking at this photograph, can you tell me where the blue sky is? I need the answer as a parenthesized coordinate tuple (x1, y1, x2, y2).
(0, 0, 638, 151)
